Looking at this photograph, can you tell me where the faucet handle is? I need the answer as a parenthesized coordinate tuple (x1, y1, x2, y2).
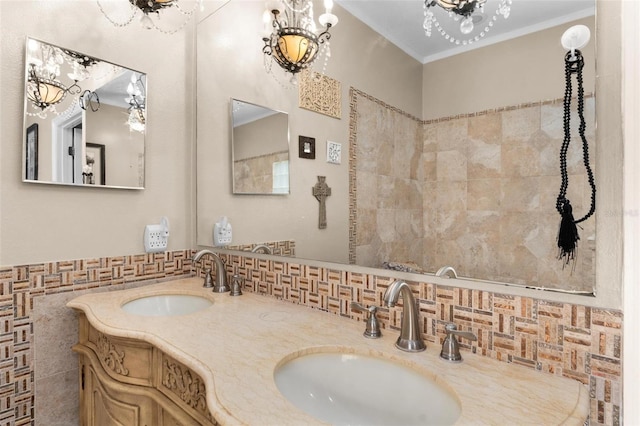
(203, 268, 214, 288)
(440, 323, 477, 362)
(230, 274, 243, 296)
(350, 302, 382, 339)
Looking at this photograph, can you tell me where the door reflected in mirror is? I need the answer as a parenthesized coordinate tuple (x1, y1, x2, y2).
(22, 37, 146, 189)
(231, 99, 289, 195)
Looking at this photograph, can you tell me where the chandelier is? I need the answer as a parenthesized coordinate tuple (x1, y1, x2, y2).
(424, 0, 512, 46)
(97, 0, 202, 34)
(26, 40, 86, 117)
(262, 0, 338, 80)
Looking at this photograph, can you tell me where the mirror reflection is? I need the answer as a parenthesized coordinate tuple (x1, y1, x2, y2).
(231, 99, 290, 195)
(23, 38, 146, 189)
(197, 1, 596, 294)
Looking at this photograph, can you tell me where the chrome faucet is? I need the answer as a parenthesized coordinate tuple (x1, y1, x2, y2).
(383, 280, 426, 352)
(250, 244, 272, 254)
(436, 266, 458, 279)
(192, 249, 230, 293)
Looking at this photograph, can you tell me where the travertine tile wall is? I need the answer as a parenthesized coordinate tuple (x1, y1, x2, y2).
(350, 88, 596, 292)
(351, 89, 425, 269)
(232, 151, 288, 193)
(223, 253, 622, 426)
(0, 249, 620, 424)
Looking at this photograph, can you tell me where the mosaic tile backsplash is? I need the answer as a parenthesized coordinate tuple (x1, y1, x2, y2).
(0, 249, 621, 425)
(221, 252, 621, 426)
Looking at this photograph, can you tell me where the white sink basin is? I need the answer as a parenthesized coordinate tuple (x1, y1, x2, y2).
(274, 352, 461, 425)
(121, 294, 212, 316)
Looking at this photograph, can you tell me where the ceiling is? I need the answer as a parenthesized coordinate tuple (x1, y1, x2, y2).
(334, 0, 595, 64)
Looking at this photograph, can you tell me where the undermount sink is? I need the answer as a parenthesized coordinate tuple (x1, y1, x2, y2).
(274, 351, 461, 425)
(121, 294, 212, 316)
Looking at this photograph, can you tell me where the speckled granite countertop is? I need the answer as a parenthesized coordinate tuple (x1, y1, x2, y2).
(67, 277, 589, 425)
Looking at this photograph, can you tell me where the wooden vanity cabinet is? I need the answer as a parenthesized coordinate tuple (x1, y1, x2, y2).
(72, 313, 218, 426)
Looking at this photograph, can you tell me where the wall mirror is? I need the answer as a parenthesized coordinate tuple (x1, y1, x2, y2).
(231, 99, 290, 195)
(196, 0, 597, 295)
(23, 37, 146, 189)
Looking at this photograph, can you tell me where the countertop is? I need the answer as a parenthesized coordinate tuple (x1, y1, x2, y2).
(67, 277, 589, 425)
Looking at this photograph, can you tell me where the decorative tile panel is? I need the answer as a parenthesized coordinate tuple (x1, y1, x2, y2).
(299, 70, 341, 119)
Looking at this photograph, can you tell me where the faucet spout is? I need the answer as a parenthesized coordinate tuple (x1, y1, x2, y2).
(383, 280, 426, 352)
(192, 249, 230, 293)
(436, 266, 457, 279)
(250, 244, 272, 254)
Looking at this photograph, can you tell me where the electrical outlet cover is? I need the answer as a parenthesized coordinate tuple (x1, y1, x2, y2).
(144, 224, 168, 253)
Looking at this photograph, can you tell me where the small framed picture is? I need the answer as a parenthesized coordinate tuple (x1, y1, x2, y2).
(25, 123, 39, 180)
(326, 141, 342, 165)
(299, 136, 316, 159)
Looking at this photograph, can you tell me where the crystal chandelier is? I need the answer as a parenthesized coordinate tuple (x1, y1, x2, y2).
(26, 39, 85, 117)
(424, 0, 512, 46)
(262, 0, 338, 80)
(97, 0, 202, 34)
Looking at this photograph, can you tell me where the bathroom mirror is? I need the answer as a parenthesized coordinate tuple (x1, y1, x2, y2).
(231, 99, 290, 194)
(196, 1, 597, 294)
(22, 38, 146, 189)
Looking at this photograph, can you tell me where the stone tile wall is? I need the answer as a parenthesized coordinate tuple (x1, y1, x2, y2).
(233, 151, 288, 194)
(350, 88, 596, 292)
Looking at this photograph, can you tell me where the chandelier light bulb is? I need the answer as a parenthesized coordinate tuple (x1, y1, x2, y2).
(324, 0, 333, 13)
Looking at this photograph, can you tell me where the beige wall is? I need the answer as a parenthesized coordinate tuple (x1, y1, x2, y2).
(195, 1, 422, 262)
(85, 103, 145, 188)
(233, 112, 288, 160)
(423, 17, 596, 120)
(0, 0, 195, 265)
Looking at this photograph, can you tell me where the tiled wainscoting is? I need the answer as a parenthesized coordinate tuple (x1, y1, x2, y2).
(222, 253, 622, 426)
(0, 250, 194, 425)
(0, 250, 621, 424)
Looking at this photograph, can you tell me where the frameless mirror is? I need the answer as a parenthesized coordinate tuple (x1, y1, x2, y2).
(197, 1, 597, 295)
(23, 37, 146, 189)
(231, 99, 289, 195)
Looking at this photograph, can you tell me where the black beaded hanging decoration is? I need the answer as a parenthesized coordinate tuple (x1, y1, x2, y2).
(556, 49, 596, 268)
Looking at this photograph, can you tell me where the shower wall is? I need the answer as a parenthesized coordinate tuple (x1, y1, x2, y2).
(352, 89, 596, 292)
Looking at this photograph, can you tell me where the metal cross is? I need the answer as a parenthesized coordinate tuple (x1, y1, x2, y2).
(312, 176, 332, 229)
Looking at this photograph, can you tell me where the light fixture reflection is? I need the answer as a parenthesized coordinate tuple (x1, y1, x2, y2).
(262, 0, 338, 81)
(97, 0, 202, 34)
(423, 0, 512, 46)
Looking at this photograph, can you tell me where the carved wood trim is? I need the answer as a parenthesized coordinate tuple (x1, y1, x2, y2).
(161, 357, 214, 422)
(96, 332, 130, 376)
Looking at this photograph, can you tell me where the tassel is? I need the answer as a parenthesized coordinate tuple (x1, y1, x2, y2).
(557, 200, 579, 265)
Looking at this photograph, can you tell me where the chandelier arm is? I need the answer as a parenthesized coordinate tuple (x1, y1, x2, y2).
(317, 25, 333, 45)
